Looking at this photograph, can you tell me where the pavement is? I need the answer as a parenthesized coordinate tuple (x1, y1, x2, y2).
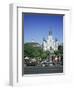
(24, 65, 63, 74)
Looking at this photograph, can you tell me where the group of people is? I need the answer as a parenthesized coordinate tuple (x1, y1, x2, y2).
(49, 55, 63, 65)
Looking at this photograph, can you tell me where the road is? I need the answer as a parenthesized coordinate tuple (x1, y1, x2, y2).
(24, 66, 63, 74)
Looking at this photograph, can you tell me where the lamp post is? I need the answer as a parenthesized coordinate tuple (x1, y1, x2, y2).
(49, 49, 54, 66)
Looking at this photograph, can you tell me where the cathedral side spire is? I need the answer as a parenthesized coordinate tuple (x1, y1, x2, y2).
(55, 38, 58, 42)
(43, 37, 47, 42)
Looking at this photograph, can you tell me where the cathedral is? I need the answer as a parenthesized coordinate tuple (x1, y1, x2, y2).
(42, 31, 59, 52)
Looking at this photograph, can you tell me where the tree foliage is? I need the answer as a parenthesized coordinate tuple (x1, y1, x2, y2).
(54, 45, 63, 56)
(24, 43, 63, 61)
(24, 43, 50, 61)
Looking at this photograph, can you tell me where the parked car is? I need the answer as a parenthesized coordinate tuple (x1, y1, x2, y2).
(40, 60, 50, 67)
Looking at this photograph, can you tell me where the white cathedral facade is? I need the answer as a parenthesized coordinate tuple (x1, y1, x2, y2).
(42, 31, 59, 51)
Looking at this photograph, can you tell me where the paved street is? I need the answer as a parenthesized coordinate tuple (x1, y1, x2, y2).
(24, 66, 63, 74)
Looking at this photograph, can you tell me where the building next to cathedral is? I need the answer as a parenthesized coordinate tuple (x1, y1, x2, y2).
(42, 31, 59, 52)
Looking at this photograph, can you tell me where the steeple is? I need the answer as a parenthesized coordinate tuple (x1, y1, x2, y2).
(49, 31, 52, 35)
(43, 37, 47, 42)
(55, 38, 58, 42)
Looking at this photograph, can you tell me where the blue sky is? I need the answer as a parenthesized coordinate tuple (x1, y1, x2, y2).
(23, 13, 63, 44)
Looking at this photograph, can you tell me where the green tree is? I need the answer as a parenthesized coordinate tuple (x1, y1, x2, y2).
(54, 45, 63, 56)
(24, 43, 50, 61)
(24, 43, 43, 59)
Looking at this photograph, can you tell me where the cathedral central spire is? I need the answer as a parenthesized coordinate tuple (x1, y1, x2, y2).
(49, 31, 52, 35)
